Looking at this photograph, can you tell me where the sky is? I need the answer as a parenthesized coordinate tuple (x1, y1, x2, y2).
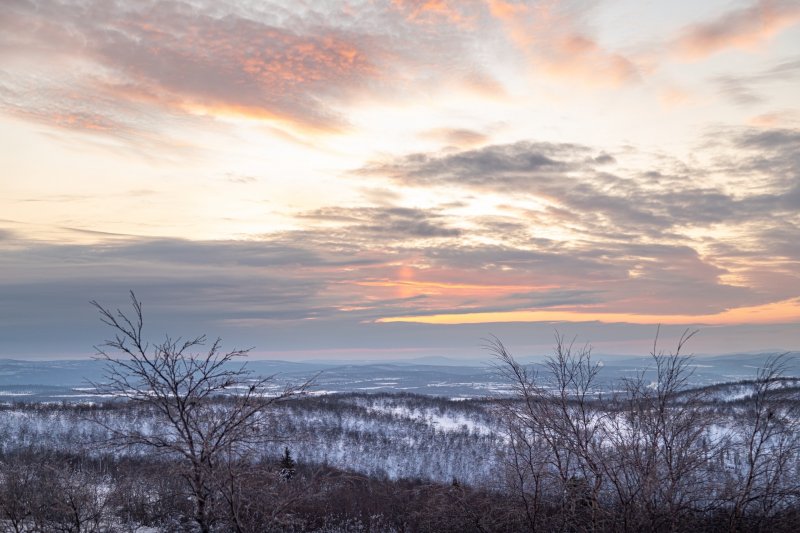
(1, 0, 799, 360)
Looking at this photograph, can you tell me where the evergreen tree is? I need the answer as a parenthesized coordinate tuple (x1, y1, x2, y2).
(279, 447, 296, 481)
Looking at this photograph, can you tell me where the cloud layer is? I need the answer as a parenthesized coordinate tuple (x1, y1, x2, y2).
(1, 1, 799, 358)
(6, 0, 796, 142)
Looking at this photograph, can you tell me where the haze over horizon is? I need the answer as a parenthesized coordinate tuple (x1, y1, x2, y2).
(1, 0, 799, 360)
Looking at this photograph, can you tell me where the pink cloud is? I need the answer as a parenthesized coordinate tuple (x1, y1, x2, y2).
(540, 34, 640, 87)
(1, 0, 513, 139)
(674, 0, 800, 60)
(0, 1, 382, 134)
(486, 0, 641, 87)
(419, 127, 489, 147)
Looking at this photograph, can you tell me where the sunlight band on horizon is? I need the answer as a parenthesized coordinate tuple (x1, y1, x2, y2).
(377, 298, 800, 326)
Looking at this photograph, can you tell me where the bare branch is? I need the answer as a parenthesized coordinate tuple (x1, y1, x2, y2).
(87, 292, 311, 533)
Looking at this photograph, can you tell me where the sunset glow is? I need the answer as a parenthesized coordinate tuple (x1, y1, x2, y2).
(378, 298, 800, 326)
(1, 0, 799, 358)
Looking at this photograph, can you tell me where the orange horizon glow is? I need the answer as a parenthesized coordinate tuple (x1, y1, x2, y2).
(357, 279, 557, 293)
(377, 298, 800, 326)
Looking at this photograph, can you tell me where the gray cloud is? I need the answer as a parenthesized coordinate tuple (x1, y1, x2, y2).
(736, 128, 800, 151)
(349, 129, 800, 316)
(507, 288, 603, 308)
(715, 75, 764, 106)
(713, 55, 800, 107)
(0, 211, 795, 359)
(362, 130, 800, 239)
(415, 241, 755, 315)
(4, 128, 776, 329)
(364, 141, 584, 187)
(300, 206, 462, 239)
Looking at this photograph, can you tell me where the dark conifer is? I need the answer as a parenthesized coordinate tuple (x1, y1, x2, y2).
(279, 447, 296, 481)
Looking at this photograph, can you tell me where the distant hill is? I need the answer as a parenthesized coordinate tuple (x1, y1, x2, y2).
(0, 351, 797, 402)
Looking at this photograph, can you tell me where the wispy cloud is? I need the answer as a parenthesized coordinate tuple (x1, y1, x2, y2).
(487, 0, 641, 86)
(299, 206, 463, 239)
(674, 0, 800, 60)
(713, 55, 800, 106)
(418, 127, 490, 147)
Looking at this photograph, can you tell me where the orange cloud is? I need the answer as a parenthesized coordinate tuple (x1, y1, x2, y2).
(392, 0, 472, 26)
(377, 297, 800, 326)
(674, 0, 800, 60)
(486, 0, 527, 20)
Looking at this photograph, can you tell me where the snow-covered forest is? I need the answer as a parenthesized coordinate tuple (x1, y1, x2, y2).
(2, 368, 800, 532)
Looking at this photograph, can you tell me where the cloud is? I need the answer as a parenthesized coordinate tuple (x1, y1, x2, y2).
(659, 86, 694, 108)
(1, 3, 799, 359)
(418, 127, 489, 147)
(0, 233, 374, 330)
(0, 1, 385, 134)
(715, 75, 766, 106)
(362, 142, 699, 237)
(357, 128, 800, 314)
(224, 174, 259, 185)
(538, 34, 641, 87)
(487, 0, 641, 86)
(3, 129, 799, 359)
(1, 0, 533, 145)
(299, 206, 463, 239)
(362, 141, 585, 187)
(747, 113, 783, 128)
(674, 0, 800, 60)
(713, 55, 800, 107)
(736, 127, 800, 150)
(391, 0, 474, 26)
(363, 130, 800, 236)
(729, 127, 800, 190)
(458, 71, 509, 99)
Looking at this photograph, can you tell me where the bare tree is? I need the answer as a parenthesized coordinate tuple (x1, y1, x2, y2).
(491, 341, 548, 531)
(89, 291, 310, 533)
(0, 456, 37, 533)
(490, 333, 607, 531)
(727, 353, 800, 531)
(44, 461, 109, 533)
(493, 329, 732, 532)
(601, 328, 722, 532)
